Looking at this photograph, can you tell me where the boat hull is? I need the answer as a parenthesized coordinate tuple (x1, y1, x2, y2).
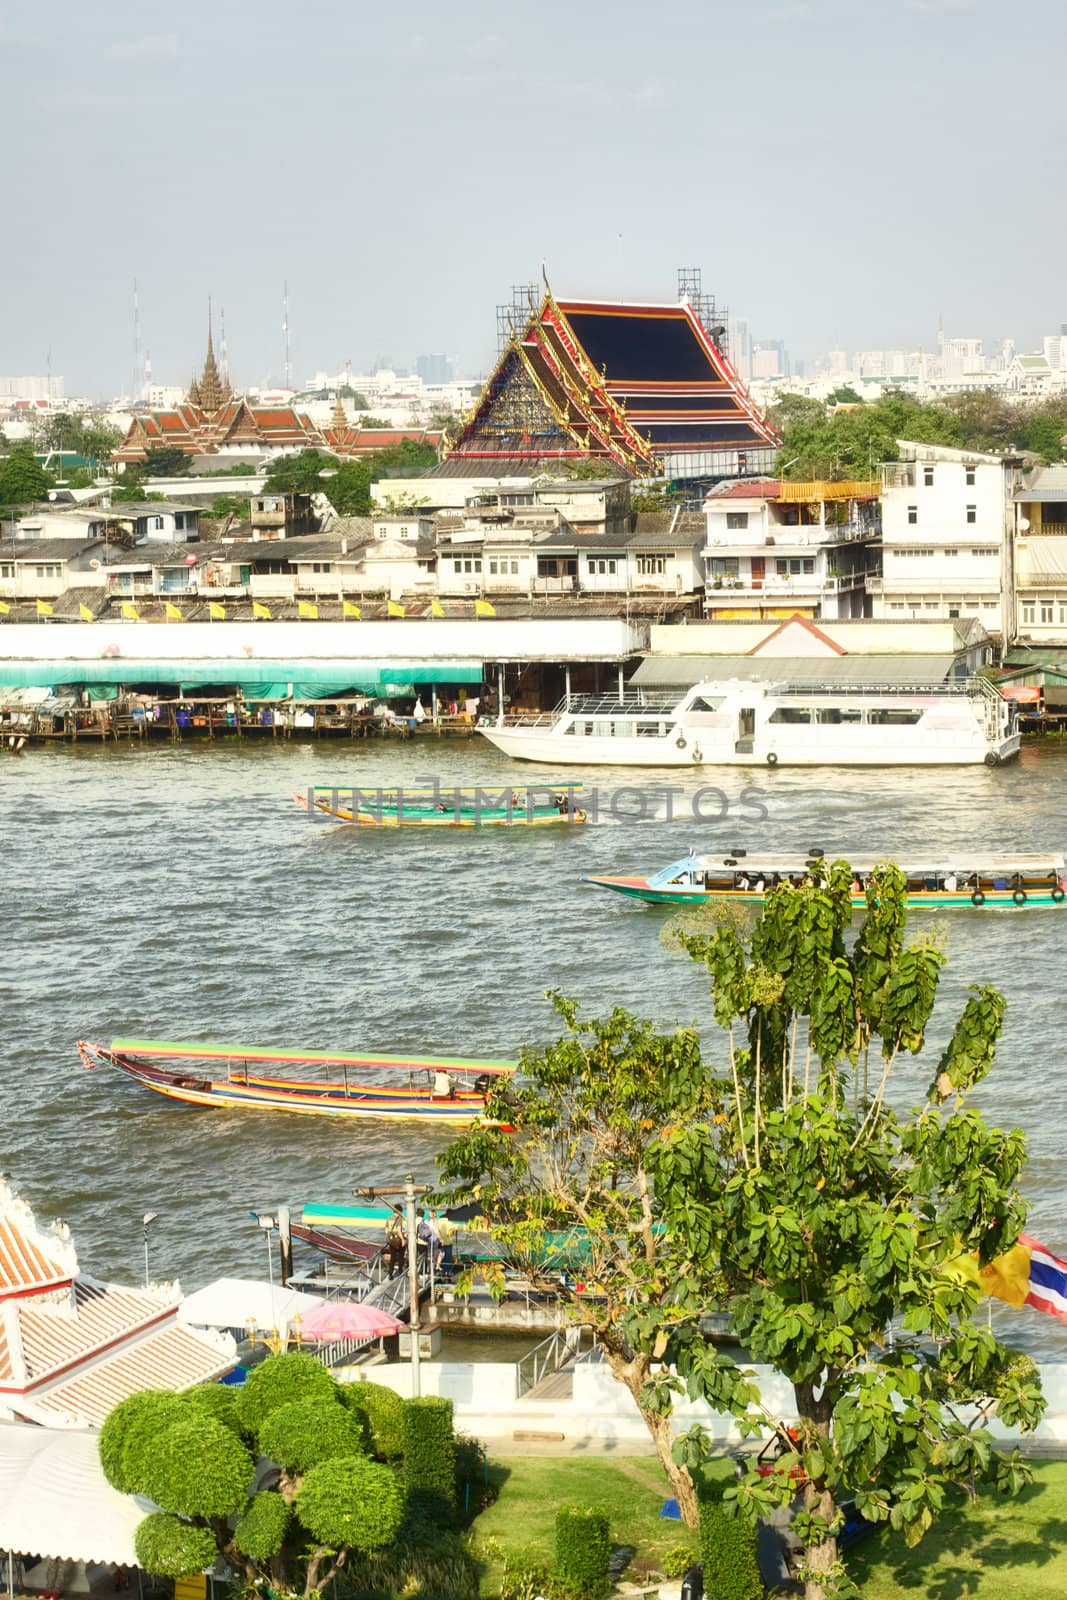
(479, 727, 1019, 768)
(582, 876, 1067, 911)
(295, 791, 585, 825)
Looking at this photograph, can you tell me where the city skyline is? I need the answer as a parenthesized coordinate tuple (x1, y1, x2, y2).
(3, 0, 1065, 395)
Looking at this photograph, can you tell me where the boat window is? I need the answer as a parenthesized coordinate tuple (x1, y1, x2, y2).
(867, 709, 922, 725)
(816, 707, 864, 724)
(768, 707, 812, 724)
(689, 696, 725, 713)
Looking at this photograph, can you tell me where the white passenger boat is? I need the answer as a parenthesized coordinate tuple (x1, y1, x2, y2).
(478, 678, 1020, 768)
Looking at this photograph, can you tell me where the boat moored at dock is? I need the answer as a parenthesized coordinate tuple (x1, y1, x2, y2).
(479, 678, 1020, 768)
(78, 1037, 516, 1124)
(583, 852, 1067, 910)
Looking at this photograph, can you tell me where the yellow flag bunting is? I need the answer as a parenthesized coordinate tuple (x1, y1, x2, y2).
(208, 602, 226, 620)
(165, 603, 184, 622)
(475, 599, 496, 618)
(0, 601, 10, 615)
(121, 603, 139, 621)
(79, 603, 94, 622)
(387, 600, 406, 618)
(252, 601, 272, 620)
(343, 600, 362, 620)
(36, 599, 54, 617)
(431, 599, 445, 618)
(298, 600, 318, 620)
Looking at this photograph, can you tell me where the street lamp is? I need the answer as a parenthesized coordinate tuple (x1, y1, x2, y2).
(258, 1215, 276, 1289)
(142, 1211, 159, 1288)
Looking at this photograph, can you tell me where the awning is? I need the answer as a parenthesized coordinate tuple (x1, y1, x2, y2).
(0, 658, 483, 692)
(0, 1423, 146, 1566)
(179, 1277, 323, 1335)
(630, 653, 959, 688)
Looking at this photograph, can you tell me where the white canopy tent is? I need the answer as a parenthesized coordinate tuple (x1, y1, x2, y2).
(0, 1423, 145, 1572)
(178, 1276, 323, 1339)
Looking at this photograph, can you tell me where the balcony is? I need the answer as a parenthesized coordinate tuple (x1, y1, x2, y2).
(533, 576, 578, 593)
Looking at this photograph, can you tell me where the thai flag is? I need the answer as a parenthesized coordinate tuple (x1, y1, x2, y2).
(1020, 1234, 1067, 1323)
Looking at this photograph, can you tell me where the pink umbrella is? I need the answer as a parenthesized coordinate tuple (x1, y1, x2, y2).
(298, 1301, 404, 1342)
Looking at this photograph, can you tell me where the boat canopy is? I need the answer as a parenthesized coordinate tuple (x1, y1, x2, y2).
(0, 658, 484, 692)
(648, 852, 1066, 888)
(110, 1037, 517, 1075)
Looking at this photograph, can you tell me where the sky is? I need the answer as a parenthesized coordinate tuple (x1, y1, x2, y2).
(3, 0, 1065, 397)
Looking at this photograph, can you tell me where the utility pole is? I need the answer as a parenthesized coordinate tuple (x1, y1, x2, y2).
(405, 1174, 421, 1397)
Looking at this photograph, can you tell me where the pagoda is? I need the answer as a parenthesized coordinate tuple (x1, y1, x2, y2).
(444, 277, 778, 482)
(187, 303, 230, 413)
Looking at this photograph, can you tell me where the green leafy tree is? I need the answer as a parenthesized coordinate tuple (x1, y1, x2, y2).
(139, 445, 191, 478)
(437, 866, 1045, 1600)
(324, 459, 373, 515)
(262, 448, 336, 497)
(340, 387, 370, 406)
(358, 414, 392, 428)
(826, 387, 864, 406)
(0, 443, 54, 506)
(343, 1379, 406, 1459)
(99, 1359, 406, 1597)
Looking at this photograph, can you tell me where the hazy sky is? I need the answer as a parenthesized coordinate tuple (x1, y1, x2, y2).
(3, 0, 1065, 396)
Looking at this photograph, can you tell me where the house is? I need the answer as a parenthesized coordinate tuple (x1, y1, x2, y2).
(249, 492, 317, 540)
(0, 539, 102, 600)
(1012, 465, 1067, 644)
(702, 478, 880, 620)
(0, 1177, 233, 1430)
(874, 442, 1021, 637)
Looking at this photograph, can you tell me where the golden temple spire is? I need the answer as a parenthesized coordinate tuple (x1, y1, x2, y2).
(199, 298, 223, 412)
(331, 391, 348, 430)
(187, 371, 201, 406)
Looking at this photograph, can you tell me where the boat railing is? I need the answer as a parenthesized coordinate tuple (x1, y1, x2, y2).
(505, 690, 681, 727)
(767, 677, 991, 699)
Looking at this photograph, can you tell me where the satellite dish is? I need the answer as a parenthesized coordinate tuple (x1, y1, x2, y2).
(1019, 517, 1030, 531)
(89, 558, 100, 569)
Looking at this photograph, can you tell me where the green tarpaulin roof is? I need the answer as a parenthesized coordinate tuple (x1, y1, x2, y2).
(0, 658, 483, 692)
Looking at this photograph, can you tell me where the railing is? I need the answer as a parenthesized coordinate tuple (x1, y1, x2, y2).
(770, 677, 995, 700)
(516, 1325, 591, 1398)
(533, 575, 578, 593)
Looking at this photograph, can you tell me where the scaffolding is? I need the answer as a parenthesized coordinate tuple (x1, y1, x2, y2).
(676, 266, 729, 357)
(496, 283, 540, 355)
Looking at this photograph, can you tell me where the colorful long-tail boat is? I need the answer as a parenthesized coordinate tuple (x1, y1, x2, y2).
(294, 783, 586, 826)
(77, 1037, 515, 1125)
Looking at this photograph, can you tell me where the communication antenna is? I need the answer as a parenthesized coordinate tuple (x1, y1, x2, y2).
(220, 305, 229, 386)
(144, 349, 152, 399)
(133, 278, 142, 404)
(282, 281, 291, 389)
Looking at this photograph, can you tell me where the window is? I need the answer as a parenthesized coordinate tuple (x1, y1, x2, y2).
(147, 515, 163, 531)
(34, 564, 61, 578)
(924, 600, 939, 610)
(0, 564, 12, 577)
(965, 468, 976, 486)
(966, 505, 977, 524)
(1060, 605, 1067, 625)
(889, 601, 906, 610)
(768, 707, 812, 724)
(868, 709, 922, 725)
(637, 555, 666, 575)
(907, 505, 918, 525)
(488, 560, 498, 575)
(1041, 602, 1054, 624)
(709, 557, 739, 578)
(923, 467, 934, 487)
(1022, 603, 1036, 624)
(775, 558, 816, 576)
(311, 562, 332, 573)
(726, 512, 749, 529)
(510, 559, 519, 574)
(896, 547, 935, 557)
(942, 548, 958, 557)
(817, 707, 863, 724)
(971, 547, 997, 557)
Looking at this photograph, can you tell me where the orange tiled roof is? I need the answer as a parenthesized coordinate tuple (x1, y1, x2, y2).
(0, 1181, 77, 1303)
(20, 1320, 233, 1428)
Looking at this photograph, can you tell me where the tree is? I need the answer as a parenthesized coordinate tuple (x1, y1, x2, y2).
(99, 1356, 407, 1597)
(0, 443, 54, 506)
(340, 387, 370, 406)
(437, 866, 1045, 1600)
(140, 446, 190, 478)
(262, 448, 336, 497)
(826, 387, 864, 406)
(358, 414, 391, 429)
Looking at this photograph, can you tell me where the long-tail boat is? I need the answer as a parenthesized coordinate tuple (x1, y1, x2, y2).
(294, 783, 586, 826)
(583, 851, 1067, 910)
(77, 1037, 515, 1125)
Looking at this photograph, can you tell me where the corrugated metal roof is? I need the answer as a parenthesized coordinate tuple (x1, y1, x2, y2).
(0, 1422, 144, 1565)
(631, 653, 958, 688)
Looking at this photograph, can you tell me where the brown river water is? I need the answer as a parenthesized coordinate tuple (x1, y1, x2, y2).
(2, 735, 1066, 1355)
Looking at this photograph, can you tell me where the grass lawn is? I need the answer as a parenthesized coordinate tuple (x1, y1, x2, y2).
(470, 1457, 1067, 1599)
(469, 1455, 731, 1594)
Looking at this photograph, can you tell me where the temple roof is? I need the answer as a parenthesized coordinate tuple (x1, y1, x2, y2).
(0, 1180, 77, 1303)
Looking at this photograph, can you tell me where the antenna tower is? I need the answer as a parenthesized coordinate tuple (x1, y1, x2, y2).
(133, 278, 142, 403)
(283, 282, 291, 389)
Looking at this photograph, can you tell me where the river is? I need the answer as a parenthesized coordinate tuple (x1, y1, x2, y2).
(3, 734, 1066, 1356)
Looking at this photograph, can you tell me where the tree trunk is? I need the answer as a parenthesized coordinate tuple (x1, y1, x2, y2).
(600, 1343, 700, 1527)
(794, 1381, 838, 1600)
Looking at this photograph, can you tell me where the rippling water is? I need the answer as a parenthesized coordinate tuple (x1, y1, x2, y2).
(4, 734, 1067, 1355)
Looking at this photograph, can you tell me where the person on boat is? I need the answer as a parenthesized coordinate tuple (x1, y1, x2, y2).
(436, 1212, 457, 1272)
(735, 872, 750, 892)
(753, 876, 766, 893)
(943, 872, 958, 893)
(413, 697, 426, 724)
(432, 1069, 455, 1099)
(850, 877, 861, 894)
(385, 1212, 406, 1277)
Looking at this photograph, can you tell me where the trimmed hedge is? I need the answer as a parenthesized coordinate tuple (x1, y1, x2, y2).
(698, 1482, 762, 1600)
(402, 1395, 457, 1520)
(554, 1504, 611, 1600)
(343, 1379, 405, 1460)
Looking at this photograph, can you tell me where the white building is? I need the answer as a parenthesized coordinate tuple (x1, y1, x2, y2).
(702, 477, 880, 622)
(872, 441, 1021, 637)
(1012, 466, 1067, 644)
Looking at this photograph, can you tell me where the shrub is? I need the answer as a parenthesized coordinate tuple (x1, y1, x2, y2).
(259, 1399, 365, 1473)
(296, 1455, 405, 1551)
(234, 1351, 339, 1435)
(454, 1433, 494, 1515)
(661, 1542, 699, 1579)
(554, 1505, 611, 1600)
(499, 1556, 552, 1600)
(343, 1513, 479, 1600)
(183, 1382, 245, 1439)
(134, 1513, 217, 1580)
(234, 1492, 291, 1562)
(136, 1418, 254, 1518)
(99, 1391, 188, 1493)
(343, 1379, 405, 1460)
(698, 1486, 762, 1600)
(402, 1396, 456, 1520)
